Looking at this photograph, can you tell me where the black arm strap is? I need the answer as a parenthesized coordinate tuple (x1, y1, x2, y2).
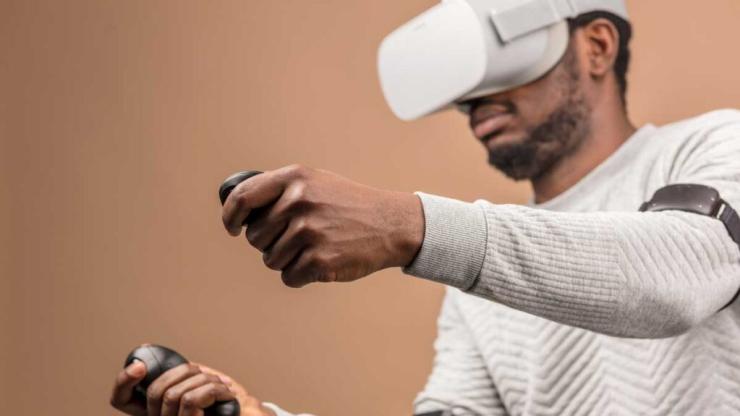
(719, 202, 740, 310)
(720, 202, 740, 248)
(641, 184, 740, 312)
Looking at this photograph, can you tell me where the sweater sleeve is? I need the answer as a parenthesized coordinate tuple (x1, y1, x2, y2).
(403, 121, 740, 339)
(414, 287, 508, 415)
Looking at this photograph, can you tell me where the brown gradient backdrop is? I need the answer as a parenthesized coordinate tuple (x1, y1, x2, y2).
(2, 1, 740, 415)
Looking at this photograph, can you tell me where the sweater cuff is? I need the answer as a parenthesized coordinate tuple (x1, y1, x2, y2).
(402, 192, 488, 291)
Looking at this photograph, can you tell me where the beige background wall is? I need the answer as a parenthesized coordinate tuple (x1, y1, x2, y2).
(2, 1, 739, 415)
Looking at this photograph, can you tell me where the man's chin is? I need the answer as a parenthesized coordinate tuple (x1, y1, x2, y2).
(486, 136, 542, 180)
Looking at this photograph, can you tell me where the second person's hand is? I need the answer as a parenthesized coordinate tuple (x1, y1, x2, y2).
(110, 360, 276, 416)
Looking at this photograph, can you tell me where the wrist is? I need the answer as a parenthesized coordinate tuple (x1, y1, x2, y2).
(387, 191, 425, 268)
(400, 192, 488, 291)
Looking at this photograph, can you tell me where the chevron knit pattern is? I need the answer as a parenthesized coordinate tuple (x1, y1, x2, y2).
(264, 111, 740, 416)
(404, 110, 740, 416)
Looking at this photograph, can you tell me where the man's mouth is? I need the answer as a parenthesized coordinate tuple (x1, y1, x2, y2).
(472, 113, 515, 142)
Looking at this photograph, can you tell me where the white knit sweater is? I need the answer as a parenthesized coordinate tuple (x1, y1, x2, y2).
(267, 109, 740, 416)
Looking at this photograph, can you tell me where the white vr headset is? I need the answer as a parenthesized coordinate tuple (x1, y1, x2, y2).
(377, 0, 629, 121)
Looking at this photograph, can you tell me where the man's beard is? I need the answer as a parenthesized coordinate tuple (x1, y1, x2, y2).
(487, 60, 592, 180)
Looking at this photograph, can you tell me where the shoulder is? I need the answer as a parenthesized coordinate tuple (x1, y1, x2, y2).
(645, 109, 740, 171)
(652, 110, 740, 185)
(656, 109, 740, 139)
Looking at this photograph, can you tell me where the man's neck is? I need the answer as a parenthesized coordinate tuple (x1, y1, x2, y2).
(531, 105, 637, 204)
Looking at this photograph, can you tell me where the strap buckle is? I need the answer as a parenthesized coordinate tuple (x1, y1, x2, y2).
(489, 0, 577, 42)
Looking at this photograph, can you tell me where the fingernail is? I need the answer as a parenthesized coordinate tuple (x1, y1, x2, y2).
(219, 375, 233, 385)
(126, 361, 146, 377)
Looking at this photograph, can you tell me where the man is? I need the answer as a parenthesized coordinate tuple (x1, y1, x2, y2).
(111, 3, 740, 416)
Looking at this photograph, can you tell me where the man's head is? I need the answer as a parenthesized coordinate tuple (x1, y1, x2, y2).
(465, 12, 633, 180)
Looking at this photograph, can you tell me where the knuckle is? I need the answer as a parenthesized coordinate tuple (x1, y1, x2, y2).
(293, 217, 308, 233)
(246, 227, 260, 246)
(146, 386, 162, 402)
(207, 383, 221, 397)
(285, 163, 310, 179)
(163, 389, 180, 406)
(233, 187, 249, 206)
(310, 253, 337, 282)
(310, 252, 332, 272)
(285, 187, 312, 214)
(281, 271, 300, 288)
(229, 190, 251, 216)
(318, 269, 338, 283)
(187, 363, 201, 374)
(181, 392, 197, 409)
(294, 219, 317, 242)
(263, 251, 280, 271)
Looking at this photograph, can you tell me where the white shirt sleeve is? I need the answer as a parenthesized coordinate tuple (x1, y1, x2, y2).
(404, 119, 740, 339)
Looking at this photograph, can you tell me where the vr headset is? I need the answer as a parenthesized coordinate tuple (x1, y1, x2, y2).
(377, 0, 629, 121)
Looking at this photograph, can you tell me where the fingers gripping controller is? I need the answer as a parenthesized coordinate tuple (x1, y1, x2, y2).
(219, 171, 264, 205)
(124, 345, 240, 416)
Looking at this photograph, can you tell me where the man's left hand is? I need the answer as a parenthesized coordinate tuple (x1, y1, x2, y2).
(221, 164, 424, 288)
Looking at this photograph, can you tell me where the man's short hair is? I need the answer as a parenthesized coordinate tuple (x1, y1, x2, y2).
(568, 12, 633, 106)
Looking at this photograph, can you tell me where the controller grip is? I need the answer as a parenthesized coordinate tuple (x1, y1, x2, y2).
(125, 344, 241, 416)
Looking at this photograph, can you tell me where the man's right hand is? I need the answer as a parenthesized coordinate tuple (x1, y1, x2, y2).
(110, 360, 276, 416)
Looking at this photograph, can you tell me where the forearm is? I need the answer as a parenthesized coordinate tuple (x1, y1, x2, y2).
(403, 193, 740, 338)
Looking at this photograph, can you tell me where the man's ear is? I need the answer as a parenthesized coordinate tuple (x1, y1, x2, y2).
(579, 18, 620, 80)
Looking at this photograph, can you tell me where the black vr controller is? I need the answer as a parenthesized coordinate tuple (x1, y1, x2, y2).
(124, 345, 240, 416)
